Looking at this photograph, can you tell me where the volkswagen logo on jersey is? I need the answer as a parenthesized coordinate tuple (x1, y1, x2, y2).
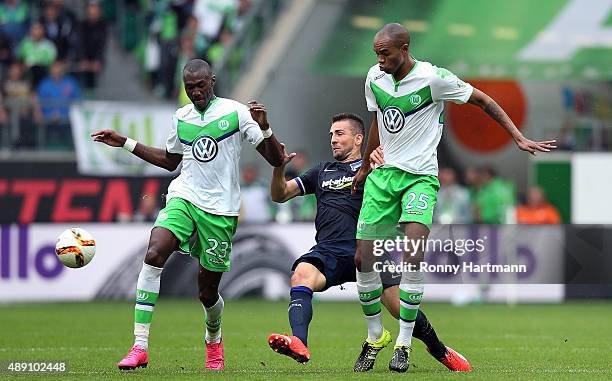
(192, 135, 218, 162)
(383, 106, 405, 133)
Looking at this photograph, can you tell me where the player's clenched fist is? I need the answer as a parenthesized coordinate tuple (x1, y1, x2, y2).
(91, 129, 127, 147)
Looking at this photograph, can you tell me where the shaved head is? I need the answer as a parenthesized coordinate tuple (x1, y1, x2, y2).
(375, 23, 410, 48)
(183, 59, 212, 78)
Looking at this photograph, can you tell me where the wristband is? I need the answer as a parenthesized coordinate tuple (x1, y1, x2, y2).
(262, 128, 273, 139)
(123, 137, 137, 152)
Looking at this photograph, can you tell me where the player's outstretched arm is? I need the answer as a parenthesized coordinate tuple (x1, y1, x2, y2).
(91, 129, 182, 171)
(249, 101, 284, 167)
(352, 114, 380, 194)
(270, 143, 301, 203)
(467, 89, 557, 155)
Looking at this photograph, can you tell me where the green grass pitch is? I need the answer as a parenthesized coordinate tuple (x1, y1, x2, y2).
(0, 300, 610, 380)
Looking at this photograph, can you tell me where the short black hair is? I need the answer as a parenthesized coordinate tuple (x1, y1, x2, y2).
(376, 23, 411, 48)
(183, 59, 212, 77)
(331, 113, 365, 136)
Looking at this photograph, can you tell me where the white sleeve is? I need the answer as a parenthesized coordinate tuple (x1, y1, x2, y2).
(238, 104, 264, 147)
(365, 75, 378, 111)
(430, 68, 473, 104)
(165, 113, 183, 153)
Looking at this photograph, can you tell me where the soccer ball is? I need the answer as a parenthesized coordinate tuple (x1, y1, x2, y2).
(55, 228, 96, 268)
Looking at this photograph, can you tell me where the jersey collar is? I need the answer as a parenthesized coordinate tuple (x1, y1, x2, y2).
(194, 97, 219, 120)
(392, 59, 419, 90)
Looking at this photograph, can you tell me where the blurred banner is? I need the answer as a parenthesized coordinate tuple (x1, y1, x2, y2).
(70, 101, 177, 176)
(0, 161, 171, 224)
(314, 0, 612, 81)
(4, 223, 602, 303)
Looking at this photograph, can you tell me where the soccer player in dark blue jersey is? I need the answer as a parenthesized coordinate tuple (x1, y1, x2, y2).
(267, 113, 471, 371)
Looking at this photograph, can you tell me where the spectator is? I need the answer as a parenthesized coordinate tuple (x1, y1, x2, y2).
(149, 0, 179, 98)
(233, 0, 252, 32)
(464, 166, 480, 196)
(205, 27, 233, 66)
(192, 0, 238, 41)
(0, 0, 29, 49)
(77, 2, 107, 89)
(0, 92, 8, 147)
(240, 164, 272, 224)
(36, 60, 80, 147)
(434, 167, 471, 224)
(3, 61, 42, 148)
(473, 167, 515, 224)
(516, 186, 561, 224)
(39, 0, 76, 60)
(0, 32, 13, 76)
(181, 15, 209, 57)
(17, 22, 57, 87)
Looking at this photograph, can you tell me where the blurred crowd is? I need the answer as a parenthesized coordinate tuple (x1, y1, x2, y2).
(123, 0, 254, 102)
(239, 151, 317, 225)
(0, 0, 108, 149)
(236, 162, 562, 226)
(435, 166, 561, 225)
(0, 0, 263, 150)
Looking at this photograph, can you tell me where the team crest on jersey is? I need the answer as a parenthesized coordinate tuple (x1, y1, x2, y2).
(192, 135, 218, 162)
(218, 119, 230, 131)
(409, 94, 422, 106)
(383, 106, 405, 133)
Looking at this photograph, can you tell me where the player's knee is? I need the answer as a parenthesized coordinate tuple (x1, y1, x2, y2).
(291, 270, 311, 288)
(144, 246, 166, 268)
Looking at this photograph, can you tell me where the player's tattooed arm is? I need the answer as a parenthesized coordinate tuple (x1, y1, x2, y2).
(468, 88, 556, 155)
(91, 129, 182, 171)
(270, 143, 301, 203)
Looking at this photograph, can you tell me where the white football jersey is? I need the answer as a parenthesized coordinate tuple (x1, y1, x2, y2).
(365, 60, 473, 175)
(165, 98, 264, 216)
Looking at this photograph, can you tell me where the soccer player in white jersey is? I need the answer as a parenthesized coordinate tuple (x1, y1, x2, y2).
(351, 24, 557, 372)
(92, 59, 284, 371)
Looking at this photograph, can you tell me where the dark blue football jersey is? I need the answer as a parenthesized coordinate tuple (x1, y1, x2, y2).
(294, 159, 364, 253)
